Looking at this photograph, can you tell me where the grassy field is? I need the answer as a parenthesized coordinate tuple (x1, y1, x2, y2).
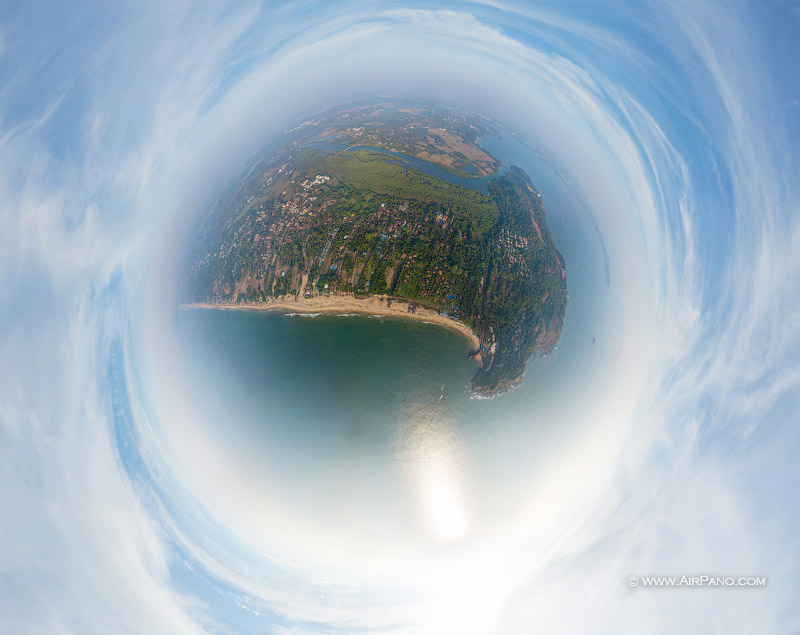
(323, 150, 497, 236)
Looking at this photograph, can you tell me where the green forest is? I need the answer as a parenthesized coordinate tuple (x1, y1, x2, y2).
(184, 108, 567, 395)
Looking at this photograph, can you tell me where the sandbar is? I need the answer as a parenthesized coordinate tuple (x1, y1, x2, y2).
(182, 293, 481, 351)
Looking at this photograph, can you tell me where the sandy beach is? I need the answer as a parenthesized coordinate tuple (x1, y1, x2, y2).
(182, 294, 480, 350)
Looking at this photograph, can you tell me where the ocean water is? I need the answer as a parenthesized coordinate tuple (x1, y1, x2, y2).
(177, 309, 480, 457)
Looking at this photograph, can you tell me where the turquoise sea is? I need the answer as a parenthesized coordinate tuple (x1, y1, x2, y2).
(178, 309, 480, 456)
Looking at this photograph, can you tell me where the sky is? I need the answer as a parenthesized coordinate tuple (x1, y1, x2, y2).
(1, 0, 799, 633)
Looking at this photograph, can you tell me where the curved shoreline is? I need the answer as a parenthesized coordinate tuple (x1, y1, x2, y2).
(181, 294, 481, 351)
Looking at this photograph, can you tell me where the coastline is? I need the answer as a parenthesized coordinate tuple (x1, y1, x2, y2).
(181, 294, 481, 351)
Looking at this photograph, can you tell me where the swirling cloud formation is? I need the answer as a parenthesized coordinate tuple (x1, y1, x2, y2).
(1, 1, 798, 633)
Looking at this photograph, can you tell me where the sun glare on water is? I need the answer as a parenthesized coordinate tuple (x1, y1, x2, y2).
(422, 455, 469, 542)
(401, 407, 470, 542)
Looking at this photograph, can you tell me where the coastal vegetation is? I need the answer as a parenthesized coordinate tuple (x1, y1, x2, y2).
(184, 105, 567, 395)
